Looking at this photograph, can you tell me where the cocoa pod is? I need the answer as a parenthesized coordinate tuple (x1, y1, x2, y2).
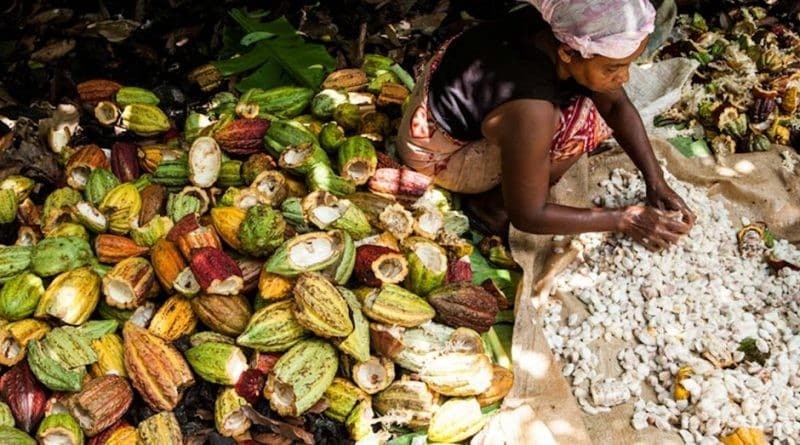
(110, 142, 141, 183)
(67, 375, 133, 436)
(0, 362, 47, 433)
(122, 322, 195, 411)
(427, 283, 499, 333)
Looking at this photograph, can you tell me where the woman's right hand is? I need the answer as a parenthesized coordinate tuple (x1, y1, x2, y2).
(618, 205, 691, 251)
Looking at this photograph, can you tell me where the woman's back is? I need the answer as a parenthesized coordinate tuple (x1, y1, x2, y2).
(427, 5, 588, 141)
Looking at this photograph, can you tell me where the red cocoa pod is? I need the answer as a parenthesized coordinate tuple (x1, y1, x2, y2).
(76, 79, 123, 103)
(354, 244, 408, 287)
(0, 362, 48, 433)
(111, 141, 141, 182)
(368, 168, 431, 197)
(213, 118, 270, 155)
(234, 369, 265, 405)
(166, 213, 200, 243)
(427, 283, 499, 333)
(190, 247, 243, 295)
(251, 352, 281, 375)
(446, 256, 473, 284)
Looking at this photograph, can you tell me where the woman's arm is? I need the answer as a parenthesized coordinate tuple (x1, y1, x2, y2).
(482, 100, 622, 234)
(592, 88, 664, 185)
(593, 88, 696, 224)
(483, 99, 690, 249)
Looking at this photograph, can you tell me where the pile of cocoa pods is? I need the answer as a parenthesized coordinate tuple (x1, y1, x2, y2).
(0, 54, 518, 444)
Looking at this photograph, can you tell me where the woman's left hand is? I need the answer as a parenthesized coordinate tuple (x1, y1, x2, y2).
(646, 181, 696, 227)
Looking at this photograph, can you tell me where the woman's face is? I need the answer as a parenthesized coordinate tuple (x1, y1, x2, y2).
(560, 38, 648, 93)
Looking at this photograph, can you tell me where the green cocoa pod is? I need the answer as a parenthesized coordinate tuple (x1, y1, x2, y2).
(263, 119, 318, 157)
(75, 319, 119, 340)
(361, 53, 395, 76)
(121, 103, 171, 136)
(311, 89, 349, 120)
(335, 287, 370, 362)
(0, 273, 45, 321)
(98, 183, 142, 235)
(0, 246, 32, 284)
(306, 164, 356, 197)
(31, 236, 95, 277)
(84, 168, 120, 206)
(319, 122, 347, 153)
(265, 232, 342, 277)
(42, 326, 98, 368)
(238, 204, 286, 257)
(152, 160, 190, 187)
(0, 426, 36, 445)
(279, 197, 312, 233)
(237, 86, 314, 119)
(338, 136, 377, 186)
(265, 339, 338, 416)
(215, 387, 251, 438)
(216, 160, 244, 188)
(184, 111, 213, 143)
(0, 402, 12, 428)
(36, 413, 84, 445)
(0, 189, 19, 224)
(333, 103, 361, 131)
(42, 187, 82, 230)
(45, 222, 89, 241)
(27, 339, 86, 392)
(166, 193, 201, 222)
(236, 300, 309, 352)
(115, 86, 160, 107)
(185, 342, 248, 385)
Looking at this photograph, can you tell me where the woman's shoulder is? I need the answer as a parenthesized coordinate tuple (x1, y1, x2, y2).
(444, 6, 553, 72)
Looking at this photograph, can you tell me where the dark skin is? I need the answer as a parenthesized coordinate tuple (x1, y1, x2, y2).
(479, 31, 696, 251)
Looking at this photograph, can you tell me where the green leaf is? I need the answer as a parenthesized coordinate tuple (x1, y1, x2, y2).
(241, 31, 276, 46)
(470, 247, 521, 301)
(483, 326, 511, 368)
(388, 63, 416, 90)
(495, 309, 514, 324)
(218, 10, 336, 89)
(481, 402, 502, 415)
(229, 9, 284, 34)
(212, 44, 274, 76)
(493, 323, 514, 362)
(219, 24, 246, 59)
(669, 136, 711, 158)
(763, 228, 776, 248)
(235, 58, 293, 92)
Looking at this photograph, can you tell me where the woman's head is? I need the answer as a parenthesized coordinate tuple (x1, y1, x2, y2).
(529, 0, 656, 92)
(557, 38, 648, 93)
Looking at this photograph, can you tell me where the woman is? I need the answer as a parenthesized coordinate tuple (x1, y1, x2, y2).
(396, 0, 696, 251)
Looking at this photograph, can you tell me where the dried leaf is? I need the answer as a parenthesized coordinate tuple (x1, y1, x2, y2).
(30, 39, 76, 62)
(88, 19, 141, 42)
(242, 407, 315, 445)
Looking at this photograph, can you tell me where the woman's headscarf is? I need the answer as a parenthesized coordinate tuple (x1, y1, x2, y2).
(527, 0, 656, 59)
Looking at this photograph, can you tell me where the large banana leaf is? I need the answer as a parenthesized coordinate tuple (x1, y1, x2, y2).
(212, 9, 336, 91)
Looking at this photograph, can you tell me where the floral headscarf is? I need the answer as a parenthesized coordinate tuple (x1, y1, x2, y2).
(528, 0, 656, 59)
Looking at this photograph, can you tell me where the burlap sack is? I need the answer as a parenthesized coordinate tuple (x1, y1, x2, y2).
(473, 140, 800, 444)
